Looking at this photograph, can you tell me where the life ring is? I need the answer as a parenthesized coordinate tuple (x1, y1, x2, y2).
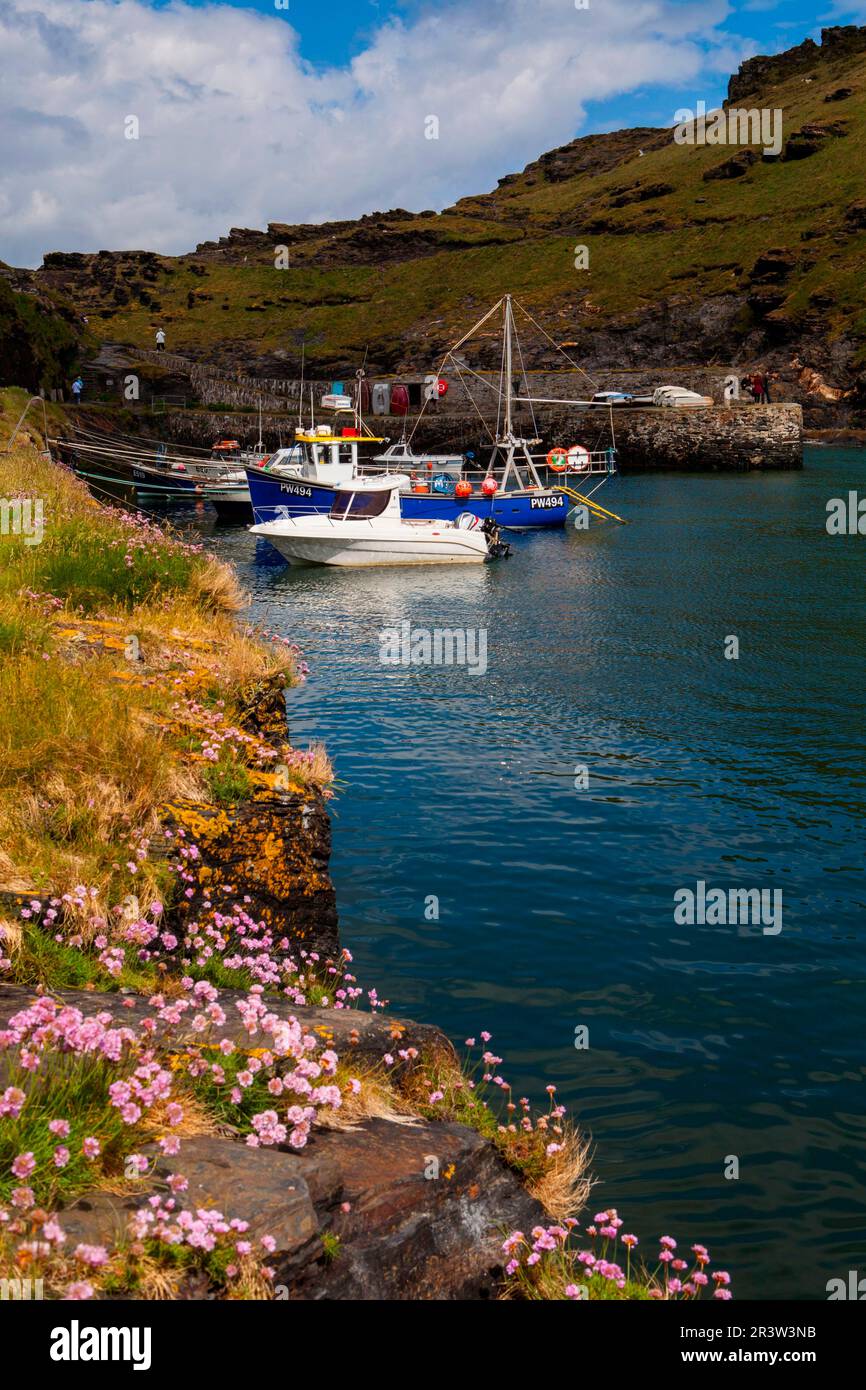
(567, 445, 591, 473)
(547, 448, 568, 472)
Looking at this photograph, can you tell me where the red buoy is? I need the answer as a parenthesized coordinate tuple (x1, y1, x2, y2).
(455, 480, 472, 499)
(481, 476, 498, 497)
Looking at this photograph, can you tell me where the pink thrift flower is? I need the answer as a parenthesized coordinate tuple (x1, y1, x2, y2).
(64, 1282, 95, 1300)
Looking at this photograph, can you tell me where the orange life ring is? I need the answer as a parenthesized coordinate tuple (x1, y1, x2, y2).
(547, 448, 568, 472)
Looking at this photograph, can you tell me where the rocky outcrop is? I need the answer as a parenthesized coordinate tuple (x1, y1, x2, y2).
(164, 792, 339, 961)
(0, 982, 544, 1299)
(703, 150, 758, 181)
(293, 1118, 546, 1300)
(727, 25, 866, 103)
(783, 121, 849, 161)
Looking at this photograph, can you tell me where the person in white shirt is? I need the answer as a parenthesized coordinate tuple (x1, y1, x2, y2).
(155, 329, 166, 352)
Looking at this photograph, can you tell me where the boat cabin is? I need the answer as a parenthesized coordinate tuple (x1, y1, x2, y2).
(328, 476, 409, 521)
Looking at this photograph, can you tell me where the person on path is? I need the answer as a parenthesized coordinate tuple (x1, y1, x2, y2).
(71, 376, 83, 405)
(759, 370, 771, 404)
(155, 328, 166, 352)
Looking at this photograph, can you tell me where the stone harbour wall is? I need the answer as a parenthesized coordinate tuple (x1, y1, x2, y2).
(150, 401, 803, 471)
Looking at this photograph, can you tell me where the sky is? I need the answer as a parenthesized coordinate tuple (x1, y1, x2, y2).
(1, 0, 864, 267)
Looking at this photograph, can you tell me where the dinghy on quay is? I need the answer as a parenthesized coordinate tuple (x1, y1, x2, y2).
(249, 475, 510, 567)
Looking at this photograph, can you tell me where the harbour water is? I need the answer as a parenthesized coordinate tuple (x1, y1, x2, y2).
(193, 447, 865, 1300)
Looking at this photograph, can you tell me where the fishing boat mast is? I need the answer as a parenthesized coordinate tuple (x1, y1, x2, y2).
(503, 293, 513, 441)
(493, 293, 544, 492)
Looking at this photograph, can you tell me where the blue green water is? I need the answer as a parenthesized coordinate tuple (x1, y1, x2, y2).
(198, 447, 866, 1300)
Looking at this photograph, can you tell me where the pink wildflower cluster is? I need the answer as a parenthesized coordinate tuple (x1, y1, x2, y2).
(503, 1210, 733, 1301)
(130, 1193, 254, 1252)
(100, 504, 204, 568)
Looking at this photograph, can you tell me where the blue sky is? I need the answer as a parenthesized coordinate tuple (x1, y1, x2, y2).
(3, 0, 864, 264)
(168, 0, 862, 123)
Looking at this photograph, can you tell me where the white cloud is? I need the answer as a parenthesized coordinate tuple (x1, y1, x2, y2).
(0, 0, 749, 265)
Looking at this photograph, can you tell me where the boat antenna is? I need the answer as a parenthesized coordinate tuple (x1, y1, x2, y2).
(256, 396, 264, 453)
(297, 340, 305, 429)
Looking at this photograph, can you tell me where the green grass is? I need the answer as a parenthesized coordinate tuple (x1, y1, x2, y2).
(202, 750, 252, 805)
(0, 1051, 133, 1208)
(10, 920, 157, 994)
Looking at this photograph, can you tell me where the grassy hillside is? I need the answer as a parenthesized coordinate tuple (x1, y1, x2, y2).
(29, 27, 866, 382)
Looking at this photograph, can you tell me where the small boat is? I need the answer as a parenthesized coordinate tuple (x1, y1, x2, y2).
(373, 439, 465, 481)
(250, 476, 509, 567)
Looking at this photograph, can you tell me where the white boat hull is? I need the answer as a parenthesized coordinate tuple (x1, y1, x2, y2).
(252, 518, 489, 567)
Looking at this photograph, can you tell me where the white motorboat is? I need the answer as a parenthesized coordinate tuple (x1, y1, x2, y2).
(249, 475, 509, 567)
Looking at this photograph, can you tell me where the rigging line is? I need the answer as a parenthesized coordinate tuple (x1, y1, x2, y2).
(405, 296, 505, 448)
(443, 355, 504, 400)
(513, 314, 538, 441)
(450, 359, 497, 446)
(65, 419, 219, 456)
(72, 473, 208, 536)
(512, 299, 600, 392)
(497, 313, 506, 441)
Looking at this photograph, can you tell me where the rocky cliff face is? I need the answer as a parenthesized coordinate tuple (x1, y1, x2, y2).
(727, 25, 866, 102)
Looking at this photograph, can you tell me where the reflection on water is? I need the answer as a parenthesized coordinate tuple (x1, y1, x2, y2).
(178, 451, 866, 1299)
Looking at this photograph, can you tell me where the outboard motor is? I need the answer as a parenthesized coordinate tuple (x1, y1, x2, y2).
(480, 515, 510, 559)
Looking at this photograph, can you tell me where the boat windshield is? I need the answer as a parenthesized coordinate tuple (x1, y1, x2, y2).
(330, 489, 392, 520)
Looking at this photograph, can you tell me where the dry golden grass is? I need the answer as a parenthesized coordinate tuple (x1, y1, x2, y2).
(0, 405, 313, 907)
(527, 1126, 594, 1222)
(134, 1255, 185, 1300)
(315, 1064, 420, 1131)
(186, 553, 247, 614)
(0, 916, 23, 956)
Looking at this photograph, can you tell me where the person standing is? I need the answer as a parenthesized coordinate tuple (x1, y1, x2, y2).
(71, 375, 83, 405)
(760, 370, 771, 404)
(155, 328, 166, 352)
